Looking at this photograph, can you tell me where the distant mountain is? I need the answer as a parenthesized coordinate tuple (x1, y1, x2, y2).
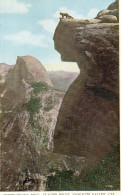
(48, 70, 79, 91)
(0, 56, 83, 191)
(0, 56, 64, 190)
(0, 63, 13, 83)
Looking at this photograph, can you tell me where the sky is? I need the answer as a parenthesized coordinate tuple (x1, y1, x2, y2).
(0, 0, 115, 72)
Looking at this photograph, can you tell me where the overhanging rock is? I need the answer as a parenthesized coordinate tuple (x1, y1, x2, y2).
(53, 1, 119, 172)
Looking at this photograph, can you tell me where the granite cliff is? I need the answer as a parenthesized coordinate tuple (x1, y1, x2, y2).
(0, 56, 62, 190)
(0, 63, 13, 84)
(0, 56, 84, 191)
(53, 0, 119, 174)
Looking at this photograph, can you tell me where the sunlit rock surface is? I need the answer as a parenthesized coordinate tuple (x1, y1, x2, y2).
(0, 55, 84, 191)
(0, 56, 63, 190)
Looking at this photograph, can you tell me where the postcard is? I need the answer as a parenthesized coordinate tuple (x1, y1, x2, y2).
(0, 0, 120, 194)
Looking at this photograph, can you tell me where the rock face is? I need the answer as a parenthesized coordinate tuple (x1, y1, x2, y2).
(1, 56, 52, 111)
(0, 56, 84, 191)
(0, 63, 13, 83)
(95, 0, 119, 22)
(48, 71, 79, 91)
(53, 0, 119, 173)
(17, 56, 53, 86)
(0, 56, 62, 190)
(108, 0, 119, 11)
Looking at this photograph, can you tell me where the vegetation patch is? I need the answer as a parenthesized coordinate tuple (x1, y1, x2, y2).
(25, 96, 42, 114)
(47, 141, 120, 191)
(31, 81, 50, 94)
(24, 96, 42, 128)
(47, 169, 81, 191)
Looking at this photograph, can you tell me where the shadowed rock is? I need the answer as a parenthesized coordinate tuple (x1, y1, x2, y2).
(53, 1, 119, 173)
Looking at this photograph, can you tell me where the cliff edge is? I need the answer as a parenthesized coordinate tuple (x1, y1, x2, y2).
(53, 0, 119, 172)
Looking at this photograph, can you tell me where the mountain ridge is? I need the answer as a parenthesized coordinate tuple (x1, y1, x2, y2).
(0, 56, 84, 191)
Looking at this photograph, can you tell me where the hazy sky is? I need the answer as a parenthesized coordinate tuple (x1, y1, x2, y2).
(0, 0, 114, 72)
